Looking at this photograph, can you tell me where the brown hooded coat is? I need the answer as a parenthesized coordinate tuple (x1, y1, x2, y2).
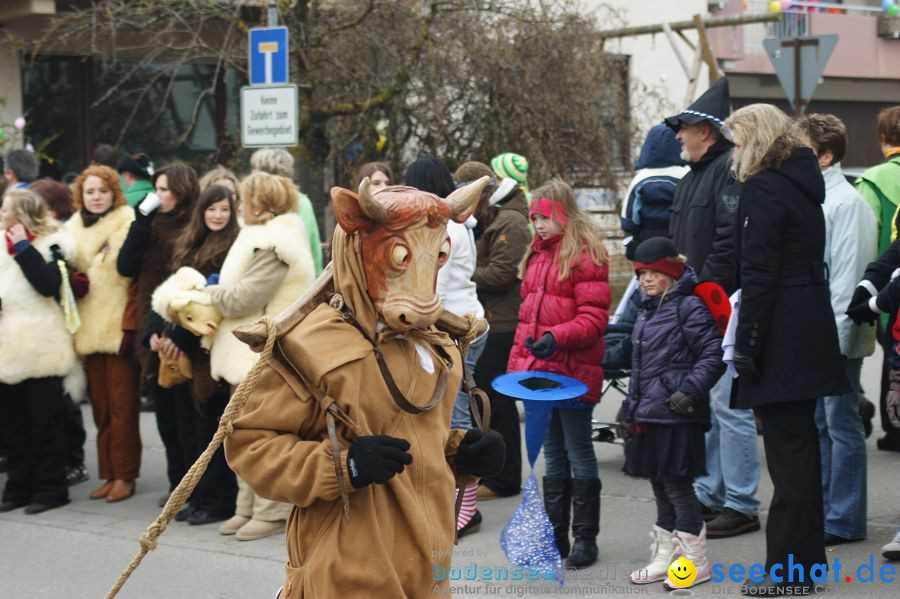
(225, 227, 472, 599)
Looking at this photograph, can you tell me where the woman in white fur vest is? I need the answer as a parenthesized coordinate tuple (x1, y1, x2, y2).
(66, 165, 141, 503)
(179, 172, 316, 540)
(0, 189, 79, 514)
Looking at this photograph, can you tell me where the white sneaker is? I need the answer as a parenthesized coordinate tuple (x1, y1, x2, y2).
(663, 523, 711, 590)
(630, 525, 683, 584)
(882, 530, 900, 560)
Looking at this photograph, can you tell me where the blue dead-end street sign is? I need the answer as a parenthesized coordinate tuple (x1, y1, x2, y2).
(249, 27, 289, 85)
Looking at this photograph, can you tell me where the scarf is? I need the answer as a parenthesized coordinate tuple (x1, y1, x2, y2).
(80, 206, 115, 228)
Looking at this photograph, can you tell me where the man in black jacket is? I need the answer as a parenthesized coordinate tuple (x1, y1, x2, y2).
(665, 78, 761, 538)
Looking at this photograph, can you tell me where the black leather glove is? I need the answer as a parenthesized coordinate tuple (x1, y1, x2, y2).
(524, 332, 557, 359)
(454, 429, 505, 478)
(346, 435, 412, 489)
(666, 391, 701, 417)
(846, 283, 879, 325)
(876, 277, 900, 316)
(733, 350, 760, 382)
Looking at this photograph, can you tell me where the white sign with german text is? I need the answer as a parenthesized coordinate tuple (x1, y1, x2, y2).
(240, 84, 298, 148)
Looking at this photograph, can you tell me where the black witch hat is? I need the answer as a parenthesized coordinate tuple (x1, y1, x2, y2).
(664, 77, 731, 130)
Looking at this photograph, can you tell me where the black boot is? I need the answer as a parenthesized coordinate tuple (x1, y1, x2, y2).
(566, 478, 600, 569)
(542, 477, 572, 558)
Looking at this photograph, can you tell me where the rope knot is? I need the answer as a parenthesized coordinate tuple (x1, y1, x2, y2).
(139, 530, 159, 552)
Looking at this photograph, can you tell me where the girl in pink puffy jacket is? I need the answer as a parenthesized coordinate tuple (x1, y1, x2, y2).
(507, 178, 610, 570)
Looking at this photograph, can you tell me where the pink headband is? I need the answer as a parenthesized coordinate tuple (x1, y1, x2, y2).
(529, 197, 568, 227)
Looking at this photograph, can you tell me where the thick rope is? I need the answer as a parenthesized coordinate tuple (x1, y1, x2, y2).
(457, 312, 480, 359)
(104, 317, 279, 599)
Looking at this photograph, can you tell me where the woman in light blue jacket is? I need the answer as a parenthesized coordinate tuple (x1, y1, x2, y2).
(799, 113, 876, 546)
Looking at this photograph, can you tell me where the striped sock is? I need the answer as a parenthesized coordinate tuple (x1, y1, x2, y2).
(457, 483, 478, 529)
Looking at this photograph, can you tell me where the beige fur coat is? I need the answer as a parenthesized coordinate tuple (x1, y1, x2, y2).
(210, 213, 316, 385)
(65, 206, 134, 355)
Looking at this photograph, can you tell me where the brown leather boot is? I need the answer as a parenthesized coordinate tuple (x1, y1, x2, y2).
(105, 480, 136, 503)
(89, 480, 113, 500)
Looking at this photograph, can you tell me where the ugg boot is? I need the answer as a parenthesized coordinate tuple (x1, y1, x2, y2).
(663, 523, 711, 590)
(235, 518, 286, 541)
(542, 477, 572, 557)
(629, 525, 683, 584)
(219, 514, 250, 535)
(566, 478, 600, 569)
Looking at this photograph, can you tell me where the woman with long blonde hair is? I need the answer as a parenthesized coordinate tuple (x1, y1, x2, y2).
(726, 103, 846, 595)
(507, 178, 610, 569)
(0, 189, 81, 514)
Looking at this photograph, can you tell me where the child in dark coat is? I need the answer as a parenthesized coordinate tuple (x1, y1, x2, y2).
(617, 237, 724, 590)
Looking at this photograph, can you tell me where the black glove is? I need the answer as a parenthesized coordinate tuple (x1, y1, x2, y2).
(733, 350, 760, 382)
(166, 324, 201, 354)
(666, 391, 701, 417)
(454, 429, 505, 478)
(876, 278, 900, 316)
(524, 332, 557, 359)
(346, 435, 412, 489)
(846, 283, 879, 325)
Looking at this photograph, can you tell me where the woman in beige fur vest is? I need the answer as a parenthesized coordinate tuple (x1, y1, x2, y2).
(66, 165, 141, 503)
(0, 189, 79, 514)
(204, 172, 316, 540)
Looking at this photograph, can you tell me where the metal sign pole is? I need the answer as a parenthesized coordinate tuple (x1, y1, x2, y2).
(781, 38, 820, 116)
(268, 3, 278, 27)
(766, 35, 835, 117)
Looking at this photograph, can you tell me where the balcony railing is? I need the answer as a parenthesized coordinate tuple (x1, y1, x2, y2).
(742, 0, 887, 51)
(710, 0, 899, 79)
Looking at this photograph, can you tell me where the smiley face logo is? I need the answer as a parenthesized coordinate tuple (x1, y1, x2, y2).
(667, 557, 696, 588)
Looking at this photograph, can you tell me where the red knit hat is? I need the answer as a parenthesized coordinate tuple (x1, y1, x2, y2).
(633, 237, 685, 280)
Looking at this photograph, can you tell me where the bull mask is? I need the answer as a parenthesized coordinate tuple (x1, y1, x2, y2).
(330, 176, 488, 332)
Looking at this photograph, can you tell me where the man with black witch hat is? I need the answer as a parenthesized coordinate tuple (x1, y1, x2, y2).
(665, 77, 762, 539)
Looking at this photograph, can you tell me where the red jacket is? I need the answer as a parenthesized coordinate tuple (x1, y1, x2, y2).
(507, 234, 610, 403)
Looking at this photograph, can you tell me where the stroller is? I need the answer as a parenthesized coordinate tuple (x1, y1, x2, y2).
(592, 276, 640, 445)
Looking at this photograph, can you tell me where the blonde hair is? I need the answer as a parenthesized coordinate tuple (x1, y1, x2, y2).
(725, 104, 805, 182)
(240, 172, 298, 222)
(518, 178, 607, 281)
(2, 189, 58, 236)
(250, 148, 294, 178)
(71, 164, 127, 211)
(199, 166, 240, 203)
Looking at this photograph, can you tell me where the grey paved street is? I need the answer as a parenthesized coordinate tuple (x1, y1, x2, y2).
(2, 352, 899, 598)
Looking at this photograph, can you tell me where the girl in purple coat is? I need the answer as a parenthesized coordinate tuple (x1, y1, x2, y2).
(618, 237, 724, 590)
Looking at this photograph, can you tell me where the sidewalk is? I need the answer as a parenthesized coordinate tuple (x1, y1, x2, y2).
(2, 354, 898, 598)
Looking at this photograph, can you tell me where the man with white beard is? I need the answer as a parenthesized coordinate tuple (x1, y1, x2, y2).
(666, 77, 762, 539)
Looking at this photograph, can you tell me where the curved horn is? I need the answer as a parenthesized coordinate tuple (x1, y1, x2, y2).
(357, 177, 388, 224)
(445, 175, 490, 223)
